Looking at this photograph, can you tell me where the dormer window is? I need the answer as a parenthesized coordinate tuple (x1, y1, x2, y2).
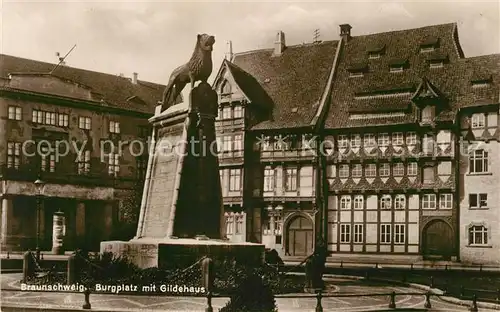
(471, 75, 492, 88)
(420, 46, 435, 53)
(349, 72, 364, 78)
(419, 37, 439, 53)
(429, 61, 444, 69)
(390, 66, 404, 73)
(389, 58, 408, 73)
(347, 62, 368, 78)
(367, 44, 385, 60)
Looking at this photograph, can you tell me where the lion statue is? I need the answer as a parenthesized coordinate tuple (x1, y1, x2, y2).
(161, 33, 215, 111)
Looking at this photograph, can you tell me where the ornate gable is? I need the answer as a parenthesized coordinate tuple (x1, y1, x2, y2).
(411, 77, 443, 104)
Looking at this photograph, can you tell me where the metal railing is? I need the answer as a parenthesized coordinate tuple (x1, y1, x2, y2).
(0, 287, 481, 312)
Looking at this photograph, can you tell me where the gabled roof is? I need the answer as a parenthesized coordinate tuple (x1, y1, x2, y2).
(411, 77, 443, 102)
(228, 40, 339, 130)
(324, 23, 479, 129)
(0, 54, 165, 114)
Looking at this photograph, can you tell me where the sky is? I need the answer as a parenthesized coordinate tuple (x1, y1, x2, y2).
(1, 0, 499, 95)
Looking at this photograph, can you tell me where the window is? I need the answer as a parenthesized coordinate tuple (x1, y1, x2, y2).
(394, 195, 406, 210)
(338, 135, 349, 148)
(365, 164, 376, 177)
(339, 165, 349, 178)
(423, 166, 435, 183)
(439, 194, 453, 209)
(421, 106, 434, 122)
(222, 136, 232, 152)
(229, 168, 241, 191)
(394, 224, 405, 244)
(420, 46, 435, 53)
(407, 163, 418, 176)
(77, 150, 91, 174)
(32, 110, 43, 123)
(264, 167, 275, 192)
(423, 134, 435, 155)
(354, 224, 364, 243)
(58, 114, 69, 127)
(469, 194, 488, 209)
(368, 52, 381, 59)
(340, 224, 351, 243)
(352, 164, 362, 178)
(393, 163, 404, 176)
(353, 195, 364, 210)
(471, 114, 485, 129)
(379, 163, 390, 177)
(351, 135, 361, 148)
(468, 225, 488, 245)
(392, 132, 404, 146)
(429, 61, 444, 68)
(469, 149, 488, 173)
(406, 132, 417, 146)
(225, 215, 234, 235)
(260, 136, 271, 151)
(390, 66, 404, 73)
(235, 214, 244, 234)
(378, 133, 390, 147)
(349, 72, 364, 78)
(233, 134, 242, 151)
(380, 224, 391, 244)
(8, 106, 22, 120)
(136, 156, 147, 179)
(45, 112, 56, 125)
(340, 196, 351, 210)
(273, 135, 285, 150)
(285, 168, 298, 191)
(380, 195, 392, 209)
(274, 215, 282, 235)
(222, 106, 231, 119)
(6, 142, 21, 169)
(109, 121, 120, 134)
(79, 116, 91, 130)
(233, 106, 243, 119)
(422, 194, 437, 209)
(364, 134, 376, 148)
(40, 146, 55, 173)
(108, 153, 120, 177)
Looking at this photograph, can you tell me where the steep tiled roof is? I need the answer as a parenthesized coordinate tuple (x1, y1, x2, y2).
(0, 54, 165, 114)
(324, 23, 474, 129)
(230, 41, 339, 130)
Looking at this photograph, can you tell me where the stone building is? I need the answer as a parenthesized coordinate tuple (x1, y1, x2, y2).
(0, 54, 164, 251)
(213, 23, 500, 264)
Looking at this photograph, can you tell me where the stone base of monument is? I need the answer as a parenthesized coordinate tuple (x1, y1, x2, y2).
(100, 238, 265, 269)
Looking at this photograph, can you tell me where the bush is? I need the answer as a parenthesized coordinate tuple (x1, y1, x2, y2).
(219, 273, 277, 312)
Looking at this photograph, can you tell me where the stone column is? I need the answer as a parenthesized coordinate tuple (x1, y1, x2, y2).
(1, 196, 13, 250)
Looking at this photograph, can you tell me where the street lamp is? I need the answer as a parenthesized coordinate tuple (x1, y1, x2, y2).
(34, 178, 45, 261)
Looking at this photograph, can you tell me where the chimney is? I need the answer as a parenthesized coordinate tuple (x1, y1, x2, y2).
(274, 31, 286, 56)
(225, 41, 234, 61)
(339, 24, 352, 42)
(132, 72, 138, 84)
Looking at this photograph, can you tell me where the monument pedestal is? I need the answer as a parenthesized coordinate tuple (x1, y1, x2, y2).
(101, 82, 264, 268)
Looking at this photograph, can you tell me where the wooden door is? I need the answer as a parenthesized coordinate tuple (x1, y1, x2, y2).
(287, 216, 313, 256)
(423, 220, 453, 260)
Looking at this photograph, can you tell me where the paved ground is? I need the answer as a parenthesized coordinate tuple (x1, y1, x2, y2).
(1, 273, 496, 311)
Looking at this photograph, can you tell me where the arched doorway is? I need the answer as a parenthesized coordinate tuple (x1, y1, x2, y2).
(287, 215, 313, 256)
(422, 220, 453, 260)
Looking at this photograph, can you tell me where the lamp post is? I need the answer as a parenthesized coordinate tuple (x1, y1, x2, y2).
(34, 178, 45, 261)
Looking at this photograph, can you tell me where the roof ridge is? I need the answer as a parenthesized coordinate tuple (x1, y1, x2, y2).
(0, 53, 164, 86)
(233, 40, 338, 57)
(352, 22, 456, 39)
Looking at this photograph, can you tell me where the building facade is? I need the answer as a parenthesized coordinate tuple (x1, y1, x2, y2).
(213, 23, 500, 265)
(0, 55, 164, 252)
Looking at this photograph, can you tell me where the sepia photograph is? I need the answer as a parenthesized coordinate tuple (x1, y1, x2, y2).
(0, 1, 499, 311)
